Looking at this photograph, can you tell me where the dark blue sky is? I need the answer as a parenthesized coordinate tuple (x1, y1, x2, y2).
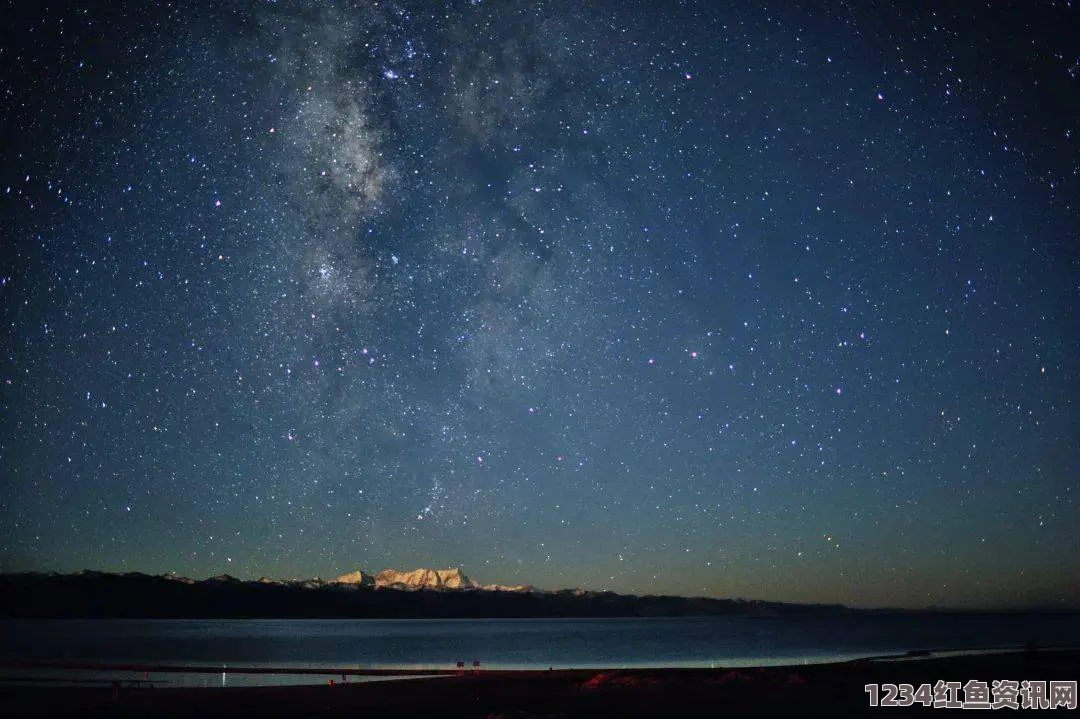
(2, 0, 1077, 609)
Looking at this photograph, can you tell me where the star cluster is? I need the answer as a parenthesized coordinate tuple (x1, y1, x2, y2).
(1, 0, 1077, 608)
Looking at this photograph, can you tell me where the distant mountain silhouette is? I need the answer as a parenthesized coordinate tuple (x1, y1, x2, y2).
(0, 570, 854, 619)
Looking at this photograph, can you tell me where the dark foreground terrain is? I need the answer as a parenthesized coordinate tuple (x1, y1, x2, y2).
(2, 649, 1077, 717)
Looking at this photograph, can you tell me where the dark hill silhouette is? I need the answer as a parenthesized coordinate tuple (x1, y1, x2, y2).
(0, 571, 852, 619)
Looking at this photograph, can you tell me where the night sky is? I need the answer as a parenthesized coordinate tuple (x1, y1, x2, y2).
(2, 1, 1078, 610)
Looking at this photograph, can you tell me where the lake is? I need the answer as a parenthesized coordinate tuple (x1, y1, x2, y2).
(2, 614, 1078, 686)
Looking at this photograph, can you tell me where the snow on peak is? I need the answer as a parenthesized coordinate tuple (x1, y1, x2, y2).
(481, 584, 535, 593)
(374, 567, 480, 590)
(331, 570, 375, 586)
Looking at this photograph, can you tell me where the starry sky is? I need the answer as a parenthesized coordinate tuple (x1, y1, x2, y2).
(2, 1, 1078, 610)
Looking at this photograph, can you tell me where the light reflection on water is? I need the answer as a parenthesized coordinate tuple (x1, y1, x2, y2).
(2, 614, 1077, 687)
(0, 667, 437, 688)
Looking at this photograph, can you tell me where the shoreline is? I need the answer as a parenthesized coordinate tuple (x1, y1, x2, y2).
(2, 642, 1074, 674)
(2, 648, 1077, 717)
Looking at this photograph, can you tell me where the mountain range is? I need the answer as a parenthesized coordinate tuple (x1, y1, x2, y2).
(0, 567, 860, 619)
(160, 566, 533, 593)
(326, 566, 533, 593)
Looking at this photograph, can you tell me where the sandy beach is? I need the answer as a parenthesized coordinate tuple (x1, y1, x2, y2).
(2, 648, 1077, 717)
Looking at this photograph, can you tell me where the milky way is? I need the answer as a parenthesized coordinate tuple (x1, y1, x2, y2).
(2, 0, 1078, 608)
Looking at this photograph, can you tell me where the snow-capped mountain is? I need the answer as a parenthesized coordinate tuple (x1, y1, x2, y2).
(330, 570, 375, 587)
(162, 567, 536, 593)
(480, 583, 536, 593)
(373, 567, 480, 590)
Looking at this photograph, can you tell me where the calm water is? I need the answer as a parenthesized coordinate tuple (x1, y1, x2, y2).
(3, 614, 1079, 673)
